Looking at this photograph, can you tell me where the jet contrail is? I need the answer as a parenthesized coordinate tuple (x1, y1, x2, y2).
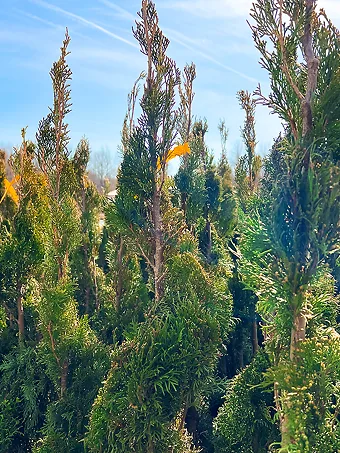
(30, 0, 139, 48)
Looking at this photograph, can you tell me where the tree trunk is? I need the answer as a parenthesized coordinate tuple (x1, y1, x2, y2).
(252, 317, 259, 355)
(281, 412, 291, 449)
(17, 282, 24, 343)
(60, 359, 68, 398)
(206, 220, 212, 263)
(85, 286, 90, 314)
(281, 302, 307, 448)
(239, 343, 244, 370)
(248, 151, 253, 190)
(290, 311, 306, 361)
(57, 251, 68, 280)
(152, 189, 163, 302)
(115, 236, 124, 311)
(93, 257, 99, 309)
(181, 192, 187, 219)
(81, 184, 91, 315)
(238, 326, 244, 370)
(83, 243, 90, 314)
(301, 0, 319, 138)
(147, 438, 154, 453)
(57, 257, 63, 281)
(186, 406, 199, 443)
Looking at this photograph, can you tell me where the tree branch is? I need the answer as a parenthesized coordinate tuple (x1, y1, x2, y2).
(278, 0, 304, 102)
(301, 0, 319, 137)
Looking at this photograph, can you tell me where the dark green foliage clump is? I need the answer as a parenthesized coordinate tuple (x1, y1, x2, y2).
(0, 346, 52, 453)
(87, 297, 220, 453)
(214, 351, 279, 453)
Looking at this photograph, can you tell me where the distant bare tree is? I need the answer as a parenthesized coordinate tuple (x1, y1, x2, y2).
(88, 147, 116, 192)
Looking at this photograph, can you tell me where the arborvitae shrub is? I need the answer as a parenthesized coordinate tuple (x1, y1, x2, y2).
(214, 351, 279, 453)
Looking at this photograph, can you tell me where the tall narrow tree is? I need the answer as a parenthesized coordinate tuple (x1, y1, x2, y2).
(240, 1, 340, 449)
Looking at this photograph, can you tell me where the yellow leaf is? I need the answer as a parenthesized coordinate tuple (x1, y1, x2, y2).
(3, 177, 19, 205)
(157, 142, 191, 170)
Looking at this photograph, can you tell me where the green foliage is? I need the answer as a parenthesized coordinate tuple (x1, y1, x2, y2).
(83, 4, 234, 453)
(174, 144, 206, 226)
(178, 63, 196, 142)
(36, 30, 72, 190)
(34, 339, 109, 453)
(239, 211, 292, 344)
(214, 351, 279, 453)
(174, 123, 236, 266)
(92, 252, 150, 344)
(0, 210, 44, 301)
(264, 329, 340, 452)
(88, 207, 232, 451)
(224, 270, 258, 376)
(0, 306, 6, 334)
(166, 249, 232, 332)
(234, 155, 251, 210)
(87, 295, 221, 453)
(271, 146, 340, 272)
(0, 398, 21, 452)
(0, 346, 53, 452)
(237, 90, 257, 179)
(216, 157, 237, 238)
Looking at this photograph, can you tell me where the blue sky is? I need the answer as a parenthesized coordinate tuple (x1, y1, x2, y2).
(1, 0, 339, 169)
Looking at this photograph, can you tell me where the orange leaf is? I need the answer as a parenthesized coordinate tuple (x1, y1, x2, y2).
(3, 178, 19, 205)
(157, 142, 191, 170)
(166, 142, 191, 162)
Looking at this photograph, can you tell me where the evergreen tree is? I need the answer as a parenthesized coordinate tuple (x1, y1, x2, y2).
(238, 1, 340, 450)
(234, 90, 262, 210)
(86, 2, 232, 452)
